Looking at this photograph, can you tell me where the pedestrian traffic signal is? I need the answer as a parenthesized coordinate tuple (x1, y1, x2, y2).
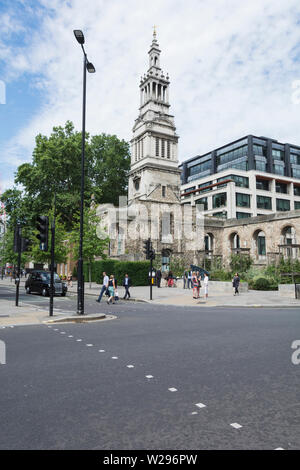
(36, 216, 49, 251)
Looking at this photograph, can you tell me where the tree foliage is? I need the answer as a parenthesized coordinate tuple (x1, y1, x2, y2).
(1, 121, 130, 232)
(69, 207, 109, 286)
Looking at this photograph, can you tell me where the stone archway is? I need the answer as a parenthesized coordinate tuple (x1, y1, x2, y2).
(253, 229, 266, 261)
(229, 231, 240, 252)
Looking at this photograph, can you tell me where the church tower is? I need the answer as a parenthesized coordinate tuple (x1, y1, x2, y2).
(128, 30, 181, 204)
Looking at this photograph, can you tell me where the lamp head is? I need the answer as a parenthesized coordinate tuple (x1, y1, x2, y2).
(73, 30, 85, 44)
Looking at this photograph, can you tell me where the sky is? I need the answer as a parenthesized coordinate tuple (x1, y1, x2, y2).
(1, 0, 300, 193)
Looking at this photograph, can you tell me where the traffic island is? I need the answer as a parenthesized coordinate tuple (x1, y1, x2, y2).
(45, 313, 113, 324)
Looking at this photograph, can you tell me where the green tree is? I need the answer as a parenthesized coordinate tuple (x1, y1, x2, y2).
(0, 226, 30, 269)
(2, 122, 131, 231)
(89, 134, 130, 206)
(70, 207, 109, 288)
(230, 253, 253, 273)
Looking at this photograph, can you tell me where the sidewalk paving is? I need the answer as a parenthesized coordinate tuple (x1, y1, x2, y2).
(65, 280, 300, 308)
(0, 278, 299, 327)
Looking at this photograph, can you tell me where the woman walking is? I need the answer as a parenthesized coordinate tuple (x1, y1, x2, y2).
(232, 273, 240, 296)
(107, 275, 116, 304)
(203, 273, 209, 299)
(196, 271, 201, 298)
(192, 272, 199, 299)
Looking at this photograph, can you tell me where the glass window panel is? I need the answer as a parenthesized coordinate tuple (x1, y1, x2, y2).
(294, 186, 300, 196)
(256, 179, 269, 190)
(276, 199, 290, 211)
(236, 212, 251, 219)
(236, 193, 250, 207)
(213, 192, 227, 208)
(257, 195, 272, 210)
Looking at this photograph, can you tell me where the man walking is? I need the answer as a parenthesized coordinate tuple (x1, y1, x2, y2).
(232, 273, 240, 296)
(123, 274, 132, 299)
(156, 269, 162, 288)
(96, 271, 109, 303)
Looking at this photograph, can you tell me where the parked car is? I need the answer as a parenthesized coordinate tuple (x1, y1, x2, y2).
(25, 270, 68, 297)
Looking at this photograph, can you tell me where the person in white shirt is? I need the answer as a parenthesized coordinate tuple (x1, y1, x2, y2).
(203, 273, 209, 299)
(96, 272, 109, 303)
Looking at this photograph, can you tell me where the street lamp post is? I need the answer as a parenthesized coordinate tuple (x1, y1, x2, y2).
(73, 30, 95, 315)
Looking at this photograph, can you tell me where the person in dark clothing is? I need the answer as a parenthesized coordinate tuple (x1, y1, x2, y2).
(232, 273, 240, 295)
(183, 270, 188, 289)
(156, 269, 162, 288)
(123, 274, 131, 299)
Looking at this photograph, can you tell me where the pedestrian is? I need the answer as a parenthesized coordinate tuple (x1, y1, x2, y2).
(203, 273, 209, 299)
(232, 272, 240, 296)
(123, 274, 131, 299)
(187, 270, 192, 289)
(167, 271, 174, 287)
(114, 276, 119, 301)
(107, 275, 116, 304)
(67, 272, 73, 288)
(156, 269, 162, 287)
(156, 269, 162, 288)
(196, 271, 201, 298)
(96, 271, 109, 303)
(192, 271, 199, 299)
(183, 270, 188, 289)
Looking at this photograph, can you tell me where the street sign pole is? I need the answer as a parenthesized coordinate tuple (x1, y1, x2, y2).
(150, 256, 153, 301)
(49, 194, 56, 317)
(15, 224, 21, 307)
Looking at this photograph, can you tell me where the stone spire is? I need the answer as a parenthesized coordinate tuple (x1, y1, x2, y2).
(128, 31, 181, 204)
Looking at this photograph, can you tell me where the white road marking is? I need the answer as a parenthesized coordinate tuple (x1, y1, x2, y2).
(168, 388, 178, 392)
(190, 412, 198, 415)
(86, 344, 93, 347)
(60, 332, 66, 334)
(145, 375, 154, 379)
(68, 335, 73, 338)
(111, 356, 118, 359)
(195, 403, 206, 409)
(54, 329, 59, 331)
(275, 448, 284, 450)
(99, 349, 105, 352)
(76, 339, 82, 342)
(230, 423, 242, 429)
(127, 365, 134, 368)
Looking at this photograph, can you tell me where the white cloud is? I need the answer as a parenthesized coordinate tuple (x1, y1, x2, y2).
(1, 0, 300, 185)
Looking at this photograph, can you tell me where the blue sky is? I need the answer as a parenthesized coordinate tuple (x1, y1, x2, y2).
(1, 0, 300, 193)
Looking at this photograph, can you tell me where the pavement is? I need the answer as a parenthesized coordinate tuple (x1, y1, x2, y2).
(0, 277, 299, 327)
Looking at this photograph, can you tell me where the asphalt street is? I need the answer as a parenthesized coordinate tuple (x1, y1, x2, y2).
(0, 286, 300, 450)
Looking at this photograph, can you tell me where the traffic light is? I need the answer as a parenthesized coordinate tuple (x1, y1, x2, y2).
(21, 238, 30, 252)
(36, 216, 49, 251)
(149, 247, 156, 260)
(13, 225, 21, 253)
(143, 239, 155, 260)
(143, 239, 151, 259)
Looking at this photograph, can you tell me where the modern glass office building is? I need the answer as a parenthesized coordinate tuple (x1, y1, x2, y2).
(180, 135, 300, 219)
